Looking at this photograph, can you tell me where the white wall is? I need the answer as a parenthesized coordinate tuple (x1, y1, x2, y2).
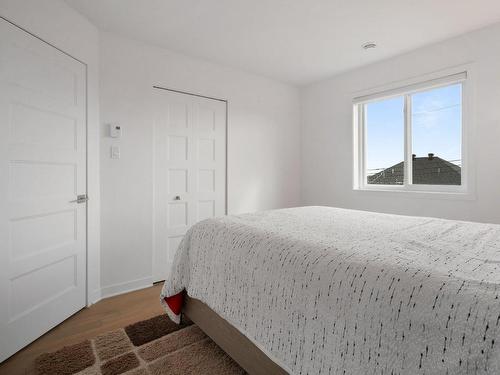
(301, 22, 500, 224)
(0, 0, 101, 303)
(100, 33, 301, 296)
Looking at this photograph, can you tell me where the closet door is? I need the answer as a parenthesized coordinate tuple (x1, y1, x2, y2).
(152, 88, 226, 282)
(0, 19, 87, 361)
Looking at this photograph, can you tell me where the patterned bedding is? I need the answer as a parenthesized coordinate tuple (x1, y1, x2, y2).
(160, 206, 500, 375)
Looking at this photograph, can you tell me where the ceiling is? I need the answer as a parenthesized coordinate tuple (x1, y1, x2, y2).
(65, 0, 500, 85)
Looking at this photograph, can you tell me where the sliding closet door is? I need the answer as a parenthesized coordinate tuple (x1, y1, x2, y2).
(152, 88, 226, 283)
(0, 19, 87, 361)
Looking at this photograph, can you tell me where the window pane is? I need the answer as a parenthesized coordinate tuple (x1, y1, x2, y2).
(411, 84, 462, 185)
(365, 96, 405, 185)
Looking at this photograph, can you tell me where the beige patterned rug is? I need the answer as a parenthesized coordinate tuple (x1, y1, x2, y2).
(34, 315, 245, 375)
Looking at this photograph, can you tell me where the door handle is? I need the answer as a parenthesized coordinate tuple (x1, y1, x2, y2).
(174, 195, 181, 201)
(70, 194, 89, 204)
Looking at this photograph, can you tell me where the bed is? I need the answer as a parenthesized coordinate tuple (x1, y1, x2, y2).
(160, 206, 500, 374)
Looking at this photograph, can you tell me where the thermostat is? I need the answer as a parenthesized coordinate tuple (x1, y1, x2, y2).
(109, 123, 122, 138)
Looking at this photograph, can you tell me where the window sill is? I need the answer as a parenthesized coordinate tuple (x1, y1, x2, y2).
(353, 187, 476, 201)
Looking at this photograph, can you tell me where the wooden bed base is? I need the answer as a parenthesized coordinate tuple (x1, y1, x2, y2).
(183, 295, 288, 375)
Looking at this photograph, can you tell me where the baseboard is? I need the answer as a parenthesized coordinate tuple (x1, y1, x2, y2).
(87, 288, 102, 306)
(100, 277, 153, 299)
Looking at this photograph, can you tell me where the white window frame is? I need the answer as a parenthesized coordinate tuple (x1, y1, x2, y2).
(353, 67, 474, 198)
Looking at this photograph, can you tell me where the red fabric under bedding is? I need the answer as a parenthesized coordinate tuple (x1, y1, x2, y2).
(163, 291, 184, 324)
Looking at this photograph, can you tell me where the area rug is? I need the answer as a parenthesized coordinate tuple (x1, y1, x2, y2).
(34, 314, 246, 375)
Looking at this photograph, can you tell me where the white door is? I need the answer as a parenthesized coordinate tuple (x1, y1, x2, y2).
(153, 88, 226, 282)
(0, 19, 87, 362)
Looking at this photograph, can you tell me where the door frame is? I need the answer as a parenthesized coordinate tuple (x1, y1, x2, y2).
(151, 85, 228, 283)
(0, 15, 92, 306)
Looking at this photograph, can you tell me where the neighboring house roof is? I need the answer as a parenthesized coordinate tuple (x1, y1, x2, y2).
(368, 154, 461, 185)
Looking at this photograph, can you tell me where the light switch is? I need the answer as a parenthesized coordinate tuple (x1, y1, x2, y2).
(111, 146, 120, 159)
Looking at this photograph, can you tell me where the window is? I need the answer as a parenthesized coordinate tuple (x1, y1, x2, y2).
(354, 72, 467, 193)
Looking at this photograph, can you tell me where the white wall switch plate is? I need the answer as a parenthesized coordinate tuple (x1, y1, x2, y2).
(111, 145, 120, 159)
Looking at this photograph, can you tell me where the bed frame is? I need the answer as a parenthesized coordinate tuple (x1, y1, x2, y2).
(183, 295, 288, 375)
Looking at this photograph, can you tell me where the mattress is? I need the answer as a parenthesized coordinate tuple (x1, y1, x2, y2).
(161, 206, 500, 374)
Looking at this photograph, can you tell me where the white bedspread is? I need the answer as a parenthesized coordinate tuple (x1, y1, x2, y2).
(160, 206, 500, 375)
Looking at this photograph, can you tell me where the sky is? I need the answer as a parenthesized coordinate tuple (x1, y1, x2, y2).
(365, 84, 462, 173)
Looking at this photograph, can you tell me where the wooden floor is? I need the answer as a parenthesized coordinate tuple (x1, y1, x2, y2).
(0, 284, 164, 375)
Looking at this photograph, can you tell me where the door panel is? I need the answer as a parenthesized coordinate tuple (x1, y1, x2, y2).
(0, 19, 87, 362)
(153, 89, 226, 282)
